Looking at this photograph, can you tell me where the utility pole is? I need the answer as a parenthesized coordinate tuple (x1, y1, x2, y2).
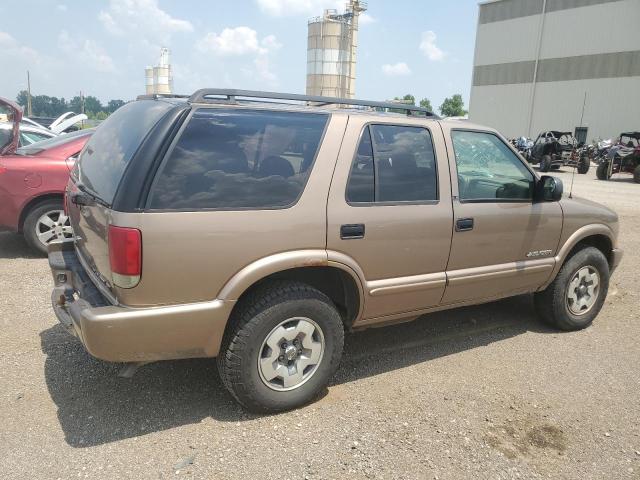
(26, 70, 33, 117)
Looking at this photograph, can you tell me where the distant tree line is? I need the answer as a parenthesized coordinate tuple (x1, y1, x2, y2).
(16, 91, 126, 120)
(393, 93, 467, 117)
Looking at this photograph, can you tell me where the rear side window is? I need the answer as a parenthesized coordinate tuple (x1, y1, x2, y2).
(76, 100, 172, 204)
(346, 124, 438, 203)
(149, 109, 328, 210)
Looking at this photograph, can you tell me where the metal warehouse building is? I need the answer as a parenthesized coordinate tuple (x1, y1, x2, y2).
(469, 0, 640, 142)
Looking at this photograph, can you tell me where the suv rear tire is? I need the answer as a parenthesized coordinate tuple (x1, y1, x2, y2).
(23, 199, 72, 255)
(534, 247, 609, 331)
(634, 165, 640, 184)
(217, 281, 344, 413)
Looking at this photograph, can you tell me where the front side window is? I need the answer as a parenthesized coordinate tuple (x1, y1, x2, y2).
(346, 124, 438, 204)
(451, 130, 534, 201)
(149, 109, 328, 210)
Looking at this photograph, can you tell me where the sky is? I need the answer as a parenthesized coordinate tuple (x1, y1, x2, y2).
(0, 0, 480, 111)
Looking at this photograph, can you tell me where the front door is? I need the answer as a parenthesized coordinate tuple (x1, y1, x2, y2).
(441, 127, 563, 305)
(327, 117, 453, 322)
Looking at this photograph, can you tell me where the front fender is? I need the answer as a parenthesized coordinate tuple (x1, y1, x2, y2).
(540, 223, 615, 290)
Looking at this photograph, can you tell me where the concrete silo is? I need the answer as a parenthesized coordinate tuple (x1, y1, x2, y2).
(306, 1, 367, 99)
(145, 47, 173, 95)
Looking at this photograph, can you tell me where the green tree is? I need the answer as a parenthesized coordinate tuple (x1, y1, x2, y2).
(107, 99, 125, 113)
(394, 94, 415, 105)
(16, 90, 28, 108)
(439, 94, 467, 117)
(83, 96, 103, 116)
(419, 98, 433, 112)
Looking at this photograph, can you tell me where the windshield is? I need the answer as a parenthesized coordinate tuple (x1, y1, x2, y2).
(75, 100, 172, 204)
(16, 128, 93, 155)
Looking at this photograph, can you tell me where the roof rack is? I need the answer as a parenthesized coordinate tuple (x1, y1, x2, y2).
(187, 88, 439, 117)
(136, 93, 190, 101)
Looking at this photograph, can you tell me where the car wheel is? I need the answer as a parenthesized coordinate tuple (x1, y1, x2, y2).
(540, 155, 552, 172)
(534, 246, 609, 331)
(23, 199, 73, 255)
(217, 280, 344, 413)
(577, 156, 590, 174)
(596, 162, 610, 180)
(634, 165, 640, 184)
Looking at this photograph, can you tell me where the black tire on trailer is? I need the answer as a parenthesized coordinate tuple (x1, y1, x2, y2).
(577, 156, 590, 174)
(217, 280, 344, 413)
(534, 246, 609, 331)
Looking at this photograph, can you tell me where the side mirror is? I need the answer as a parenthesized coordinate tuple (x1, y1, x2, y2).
(535, 175, 563, 202)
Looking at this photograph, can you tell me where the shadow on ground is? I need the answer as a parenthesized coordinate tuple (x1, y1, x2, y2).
(40, 294, 554, 448)
(0, 232, 41, 259)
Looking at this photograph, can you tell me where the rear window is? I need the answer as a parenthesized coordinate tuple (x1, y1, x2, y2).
(76, 100, 172, 204)
(148, 109, 328, 210)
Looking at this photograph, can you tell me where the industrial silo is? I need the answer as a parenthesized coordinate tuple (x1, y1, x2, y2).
(144, 47, 173, 95)
(144, 67, 154, 94)
(306, 0, 367, 99)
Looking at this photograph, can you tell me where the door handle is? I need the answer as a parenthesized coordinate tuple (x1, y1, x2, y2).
(455, 218, 474, 232)
(340, 224, 365, 239)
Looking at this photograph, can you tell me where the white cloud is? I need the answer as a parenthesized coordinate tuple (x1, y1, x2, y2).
(256, 0, 344, 17)
(196, 27, 281, 85)
(197, 27, 267, 56)
(419, 31, 445, 61)
(58, 30, 116, 73)
(359, 12, 376, 25)
(0, 31, 41, 64)
(99, 0, 193, 44)
(382, 62, 411, 77)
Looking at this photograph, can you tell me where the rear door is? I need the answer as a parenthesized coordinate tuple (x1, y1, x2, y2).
(441, 126, 563, 304)
(327, 116, 453, 322)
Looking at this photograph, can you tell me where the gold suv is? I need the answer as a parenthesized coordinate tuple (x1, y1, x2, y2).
(49, 89, 623, 412)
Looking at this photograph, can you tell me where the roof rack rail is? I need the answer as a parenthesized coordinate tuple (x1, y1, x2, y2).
(187, 88, 439, 117)
(136, 93, 190, 101)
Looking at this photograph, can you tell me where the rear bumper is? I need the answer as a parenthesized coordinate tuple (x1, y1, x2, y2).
(48, 240, 233, 362)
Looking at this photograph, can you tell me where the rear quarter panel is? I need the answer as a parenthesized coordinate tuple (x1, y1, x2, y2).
(111, 114, 349, 307)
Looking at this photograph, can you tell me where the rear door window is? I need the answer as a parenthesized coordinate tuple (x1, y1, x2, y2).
(149, 109, 328, 210)
(76, 100, 172, 204)
(346, 124, 438, 203)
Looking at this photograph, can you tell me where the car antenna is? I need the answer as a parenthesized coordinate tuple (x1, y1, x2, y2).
(570, 91, 588, 199)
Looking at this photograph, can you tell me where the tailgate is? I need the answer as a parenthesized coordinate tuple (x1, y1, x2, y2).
(66, 179, 113, 291)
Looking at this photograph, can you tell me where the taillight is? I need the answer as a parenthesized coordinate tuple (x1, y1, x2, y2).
(0, 163, 6, 175)
(108, 225, 142, 289)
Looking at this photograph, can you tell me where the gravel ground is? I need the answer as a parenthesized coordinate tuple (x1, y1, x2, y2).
(0, 167, 638, 480)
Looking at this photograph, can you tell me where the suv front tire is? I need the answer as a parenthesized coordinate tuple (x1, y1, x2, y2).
(534, 247, 609, 331)
(217, 281, 344, 413)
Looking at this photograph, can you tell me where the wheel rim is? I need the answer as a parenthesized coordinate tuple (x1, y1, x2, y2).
(566, 266, 600, 316)
(35, 210, 73, 246)
(258, 317, 325, 392)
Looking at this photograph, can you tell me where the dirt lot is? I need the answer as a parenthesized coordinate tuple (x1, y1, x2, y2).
(1, 167, 638, 480)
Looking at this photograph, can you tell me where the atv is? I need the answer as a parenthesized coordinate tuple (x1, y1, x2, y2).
(527, 131, 588, 174)
(596, 132, 640, 183)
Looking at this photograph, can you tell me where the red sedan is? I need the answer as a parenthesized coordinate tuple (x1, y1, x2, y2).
(0, 98, 92, 254)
